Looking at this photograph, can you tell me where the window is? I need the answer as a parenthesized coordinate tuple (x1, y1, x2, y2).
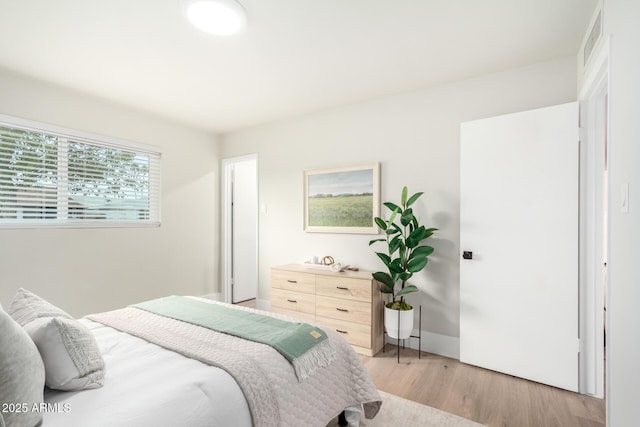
(0, 114, 161, 228)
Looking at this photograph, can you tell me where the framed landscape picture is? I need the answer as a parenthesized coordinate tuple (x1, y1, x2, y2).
(304, 163, 380, 234)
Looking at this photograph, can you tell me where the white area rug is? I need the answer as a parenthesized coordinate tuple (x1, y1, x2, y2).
(327, 391, 485, 427)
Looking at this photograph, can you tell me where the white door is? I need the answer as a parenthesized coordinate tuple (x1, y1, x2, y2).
(229, 156, 258, 303)
(460, 103, 579, 392)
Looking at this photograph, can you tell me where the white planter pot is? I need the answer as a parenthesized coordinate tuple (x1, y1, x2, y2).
(384, 306, 414, 339)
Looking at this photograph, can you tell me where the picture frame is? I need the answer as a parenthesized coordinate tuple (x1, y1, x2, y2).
(304, 163, 380, 234)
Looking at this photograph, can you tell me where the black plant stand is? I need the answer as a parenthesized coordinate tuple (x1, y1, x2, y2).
(382, 305, 422, 363)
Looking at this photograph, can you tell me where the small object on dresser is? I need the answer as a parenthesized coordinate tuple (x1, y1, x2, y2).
(321, 255, 335, 265)
(331, 263, 350, 272)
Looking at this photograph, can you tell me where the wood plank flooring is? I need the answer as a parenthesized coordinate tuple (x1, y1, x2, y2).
(361, 345, 606, 427)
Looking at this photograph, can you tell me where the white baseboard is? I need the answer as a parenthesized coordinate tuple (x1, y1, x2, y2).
(201, 293, 222, 301)
(386, 328, 460, 360)
(256, 298, 270, 311)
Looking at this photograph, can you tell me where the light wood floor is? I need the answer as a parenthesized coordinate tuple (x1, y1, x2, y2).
(235, 299, 257, 308)
(362, 345, 606, 427)
(237, 299, 605, 425)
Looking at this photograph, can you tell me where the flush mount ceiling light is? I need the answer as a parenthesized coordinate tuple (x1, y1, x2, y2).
(183, 0, 247, 36)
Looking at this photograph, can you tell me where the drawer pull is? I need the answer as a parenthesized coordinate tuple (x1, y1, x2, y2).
(336, 286, 349, 290)
(336, 329, 348, 334)
(287, 299, 297, 303)
(287, 280, 298, 284)
(336, 308, 349, 312)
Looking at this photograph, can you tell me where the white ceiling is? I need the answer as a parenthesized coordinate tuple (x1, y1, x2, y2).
(0, 0, 598, 134)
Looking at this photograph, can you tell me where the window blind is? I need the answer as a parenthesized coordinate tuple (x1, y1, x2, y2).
(0, 115, 161, 228)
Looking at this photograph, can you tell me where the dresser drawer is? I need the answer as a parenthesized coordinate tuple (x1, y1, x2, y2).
(316, 316, 372, 348)
(271, 270, 315, 294)
(271, 288, 315, 315)
(316, 275, 372, 302)
(316, 295, 371, 325)
(271, 306, 316, 324)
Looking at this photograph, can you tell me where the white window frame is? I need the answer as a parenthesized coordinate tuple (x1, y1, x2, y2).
(0, 113, 161, 229)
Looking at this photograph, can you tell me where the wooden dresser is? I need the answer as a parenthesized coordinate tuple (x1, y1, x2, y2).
(270, 264, 384, 356)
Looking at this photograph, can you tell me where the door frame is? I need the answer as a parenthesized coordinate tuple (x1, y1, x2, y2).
(578, 35, 610, 399)
(221, 153, 259, 304)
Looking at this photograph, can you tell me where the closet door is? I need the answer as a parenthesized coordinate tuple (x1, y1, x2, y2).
(460, 103, 579, 392)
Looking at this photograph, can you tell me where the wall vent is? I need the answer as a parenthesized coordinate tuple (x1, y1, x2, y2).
(583, 10, 602, 67)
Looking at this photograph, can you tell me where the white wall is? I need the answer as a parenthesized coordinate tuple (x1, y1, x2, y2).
(603, 1, 640, 425)
(0, 69, 220, 317)
(220, 57, 577, 355)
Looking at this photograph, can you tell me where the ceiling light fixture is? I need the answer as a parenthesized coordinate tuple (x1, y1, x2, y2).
(183, 0, 247, 36)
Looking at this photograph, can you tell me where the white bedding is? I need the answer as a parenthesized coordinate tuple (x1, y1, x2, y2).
(43, 319, 252, 427)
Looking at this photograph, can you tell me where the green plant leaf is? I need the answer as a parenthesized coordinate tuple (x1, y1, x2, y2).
(387, 229, 401, 238)
(400, 208, 414, 226)
(389, 235, 402, 254)
(406, 192, 423, 207)
(424, 227, 438, 238)
(396, 285, 418, 298)
(379, 284, 394, 294)
(389, 258, 404, 274)
(368, 238, 385, 246)
(387, 207, 400, 226)
(374, 217, 387, 231)
(389, 223, 402, 234)
(383, 202, 401, 213)
(406, 226, 428, 248)
(407, 256, 428, 273)
(372, 272, 394, 290)
(376, 252, 391, 267)
(399, 246, 407, 268)
(399, 272, 413, 282)
(401, 186, 408, 207)
(409, 245, 435, 260)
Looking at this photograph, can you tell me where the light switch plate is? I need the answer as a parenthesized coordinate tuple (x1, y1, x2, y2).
(621, 183, 629, 213)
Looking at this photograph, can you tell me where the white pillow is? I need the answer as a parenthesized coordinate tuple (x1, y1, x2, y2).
(24, 316, 105, 390)
(8, 288, 106, 391)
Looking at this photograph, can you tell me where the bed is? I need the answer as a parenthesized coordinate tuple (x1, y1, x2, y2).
(0, 289, 381, 427)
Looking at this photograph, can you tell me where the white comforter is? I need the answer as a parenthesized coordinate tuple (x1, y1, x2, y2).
(43, 319, 252, 427)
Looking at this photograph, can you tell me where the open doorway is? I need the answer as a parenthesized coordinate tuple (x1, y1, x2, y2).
(222, 154, 258, 305)
(579, 55, 608, 399)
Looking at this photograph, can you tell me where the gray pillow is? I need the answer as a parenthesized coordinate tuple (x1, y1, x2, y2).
(0, 303, 45, 427)
(8, 289, 106, 391)
(8, 288, 72, 327)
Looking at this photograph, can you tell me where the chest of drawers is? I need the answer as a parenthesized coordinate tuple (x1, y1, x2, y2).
(270, 264, 384, 356)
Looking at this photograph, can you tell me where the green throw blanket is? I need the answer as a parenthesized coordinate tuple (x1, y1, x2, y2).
(132, 296, 334, 380)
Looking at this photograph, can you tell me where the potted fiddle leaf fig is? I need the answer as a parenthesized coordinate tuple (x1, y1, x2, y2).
(369, 186, 437, 339)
